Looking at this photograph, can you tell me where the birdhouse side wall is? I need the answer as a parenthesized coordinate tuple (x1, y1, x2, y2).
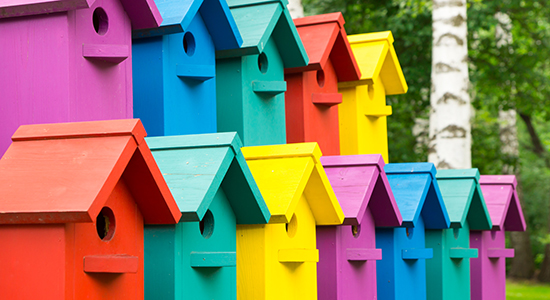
(338, 86, 360, 156)
(470, 230, 507, 300)
(144, 224, 177, 300)
(216, 57, 245, 143)
(285, 72, 307, 145)
(0, 224, 67, 299)
(317, 226, 339, 300)
(237, 224, 267, 299)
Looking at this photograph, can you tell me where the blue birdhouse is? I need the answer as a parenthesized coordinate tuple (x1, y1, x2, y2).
(216, 0, 309, 146)
(377, 163, 451, 300)
(132, 0, 243, 137)
(143, 132, 270, 300)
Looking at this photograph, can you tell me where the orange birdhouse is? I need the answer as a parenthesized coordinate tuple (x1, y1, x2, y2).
(0, 119, 180, 300)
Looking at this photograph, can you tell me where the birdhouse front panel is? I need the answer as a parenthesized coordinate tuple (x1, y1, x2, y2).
(217, 37, 287, 146)
(133, 12, 218, 137)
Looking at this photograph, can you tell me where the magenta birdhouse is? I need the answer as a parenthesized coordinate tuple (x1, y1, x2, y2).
(470, 175, 526, 300)
(318, 154, 402, 300)
(0, 0, 163, 156)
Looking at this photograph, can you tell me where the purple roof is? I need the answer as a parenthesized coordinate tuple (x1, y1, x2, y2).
(479, 175, 526, 231)
(0, 0, 162, 30)
(321, 154, 402, 227)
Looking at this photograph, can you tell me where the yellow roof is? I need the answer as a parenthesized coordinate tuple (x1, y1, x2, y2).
(242, 143, 344, 225)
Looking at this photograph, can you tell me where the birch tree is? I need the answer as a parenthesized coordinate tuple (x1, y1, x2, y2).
(429, 0, 471, 169)
(287, 0, 304, 18)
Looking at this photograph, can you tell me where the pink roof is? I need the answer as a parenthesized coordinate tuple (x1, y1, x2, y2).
(321, 154, 402, 227)
(479, 175, 526, 231)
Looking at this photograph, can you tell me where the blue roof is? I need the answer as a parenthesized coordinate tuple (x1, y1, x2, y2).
(384, 163, 450, 229)
(133, 0, 243, 51)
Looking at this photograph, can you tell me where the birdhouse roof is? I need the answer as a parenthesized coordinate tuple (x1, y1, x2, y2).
(145, 132, 270, 224)
(436, 169, 492, 230)
(0, 119, 181, 225)
(0, 0, 163, 30)
(242, 143, 344, 225)
(339, 31, 408, 95)
(479, 175, 526, 232)
(132, 0, 243, 51)
(384, 163, 450, 229)
(321, 154, 402, 227)
(216, 0, 309, 68)
(284, 12, 361, 82)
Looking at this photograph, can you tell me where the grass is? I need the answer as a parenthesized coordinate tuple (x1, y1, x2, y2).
(507, 279, 550, 300)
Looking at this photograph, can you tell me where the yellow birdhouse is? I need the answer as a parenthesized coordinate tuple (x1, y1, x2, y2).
(338, 31, 408, 162)
(238, 143, 344, 299)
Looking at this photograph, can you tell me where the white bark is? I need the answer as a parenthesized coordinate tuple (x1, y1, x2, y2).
(499, 110, 519, 174)
(287, 0, 304, 19)
(429, 0, 472, 169)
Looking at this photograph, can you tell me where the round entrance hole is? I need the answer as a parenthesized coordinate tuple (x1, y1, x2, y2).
(351, 224, 361, 238)
(258, 53, 268, 74)
(96, 207, 116, 241)
(406, 227, 414, 240)
(92, 7, 109, 36)
(453, 227, 460, 240)
(183, 32, 196, 56)
(286, 214, 298, 238)
(200, 210, 214, 239)
(316, 70, 325, 88)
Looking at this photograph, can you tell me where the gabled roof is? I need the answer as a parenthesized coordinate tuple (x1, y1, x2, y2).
(0, 0, 163, 30)
(339, 31, 408, 95)
(132, 0, 243, 51)
(479, 175, 526, 232)
(0, 119, 180, 225)
(216, 0, 309, 68)
(321, 154, 401, 227)
(284, 12, 361, 82)
(242, 143, 344, 225)
(436, 169, 492, 230)
(384, 163, 450, 229)
(145, 132, 270, 224)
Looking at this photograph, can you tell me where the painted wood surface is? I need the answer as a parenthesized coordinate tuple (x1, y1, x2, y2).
(426, 169, 492, 300)
(0, 119, 179, 300)
(470, 175, 526, 300)
(237, 143, 344, 299)
(0, 0, 161, 156)
(216, 0, 308, 146)
(338, 31, 408, 162)
(377, 162, 450, 300)
(284, 12, 361, 155)
(318, 154, 401, 300)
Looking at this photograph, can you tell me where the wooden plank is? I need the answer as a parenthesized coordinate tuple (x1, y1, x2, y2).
(0, 0, 94, 18)
(346, 248, 382, 261)
(176, 64, 215, 81)
(84, 255, 139, 273)
(82, 44, 129, 64)
(311, 93, 342, 106)
(449, 247, 478, 259)
(487, 248, 514, 258)
(278, 249, 319, 263)
(252, 81, 287, 94)
(402, 248, 433, 260)
(190, 252, 237, 267)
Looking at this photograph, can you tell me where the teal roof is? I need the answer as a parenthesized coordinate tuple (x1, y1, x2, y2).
(146, 132, 270, 224)
(436, 169, 492, 230)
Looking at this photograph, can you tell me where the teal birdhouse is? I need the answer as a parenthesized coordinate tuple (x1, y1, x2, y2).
(132, 0, 243, 137)
(426, 169, 492, 300)
(216, 0, 309, 146)
(144, 132, 270, 300)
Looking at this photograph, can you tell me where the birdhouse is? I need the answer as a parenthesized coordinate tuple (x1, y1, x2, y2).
(0, 0, 163, 156)
(284, 12, 361, 156)
(238, 143, 344, 299)
(337, 31, 408, 162)
(0, 119, 181, 300)
(317, 154, 402, 300)
(216, 0, 309, 146)
(377, 163, 450, 300)
(143, 132, 271, 300)
(132, 0, 243, 137)
(426, 169, 492, 300)
(470, 175, 526, 300)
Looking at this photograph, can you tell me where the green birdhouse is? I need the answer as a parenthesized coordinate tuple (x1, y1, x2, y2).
(426, 169, 492, 300)
(216, 0, 309, 146)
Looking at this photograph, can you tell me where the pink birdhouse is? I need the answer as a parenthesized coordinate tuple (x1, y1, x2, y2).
(0, 0, 163, 156)
(318, 154, 402, 300)
(470, 175, 526, 300)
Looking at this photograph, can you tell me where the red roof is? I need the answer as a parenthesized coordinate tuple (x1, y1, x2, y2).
(0, 119, 180, 225)
(285, 12, 361, 82)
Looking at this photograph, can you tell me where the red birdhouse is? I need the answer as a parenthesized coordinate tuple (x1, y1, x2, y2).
(0, 119, 180, 300)
(285, 12, 361, 155)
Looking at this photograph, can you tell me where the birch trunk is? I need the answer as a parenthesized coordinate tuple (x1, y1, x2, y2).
(429, 0, 472, 169)
(287, 0, 304, 19)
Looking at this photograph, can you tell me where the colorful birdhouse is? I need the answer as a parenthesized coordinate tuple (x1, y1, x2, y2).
(132, 0, 243, 137)
(426, 169, 492, 300)
(0, 0, 163, 156)
(143, 132, 270, 300)
(377, 163, 450, 300)
(0, 119, 181, 300)
(216, 0, 309, 146)
(283, 12, 361, 155)
(238, 143, 344, 299)
(470, 175, 526, 300)
(338, 31, 408, 162)
(317, 154, 402, 300)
